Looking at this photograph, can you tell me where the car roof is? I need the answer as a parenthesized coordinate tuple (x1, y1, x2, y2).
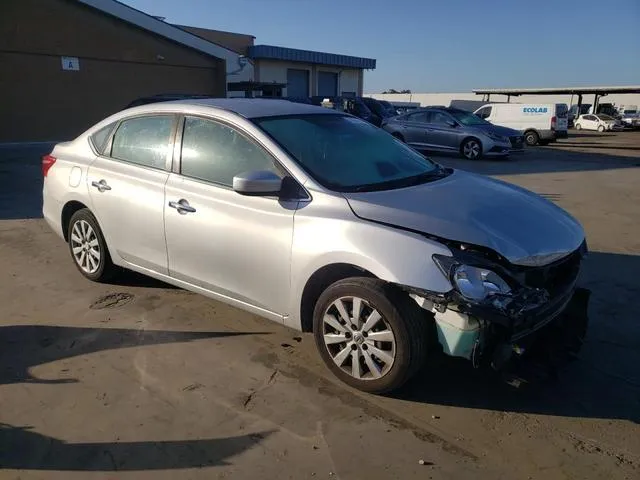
(167, 98, 340, 118)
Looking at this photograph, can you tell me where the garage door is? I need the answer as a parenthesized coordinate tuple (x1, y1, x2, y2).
(318, 72, 338, 97)
(287, 69, 309, 98)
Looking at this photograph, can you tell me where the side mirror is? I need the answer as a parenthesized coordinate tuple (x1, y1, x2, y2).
(233, 170, 282, 196)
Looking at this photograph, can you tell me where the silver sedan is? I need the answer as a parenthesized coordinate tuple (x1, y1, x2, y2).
(382, 107, 524, 159)
(43, 99, 587, 393)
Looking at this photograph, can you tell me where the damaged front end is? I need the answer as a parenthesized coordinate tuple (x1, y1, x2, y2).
(408, 240, 590, 372)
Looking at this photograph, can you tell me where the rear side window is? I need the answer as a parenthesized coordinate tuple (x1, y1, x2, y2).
(407, 111, 428, 122)
(180, 116, 279, 187)
(429, 111, 453, 126)
(110, 115, 174, 169)
(90, 122, 116, 154)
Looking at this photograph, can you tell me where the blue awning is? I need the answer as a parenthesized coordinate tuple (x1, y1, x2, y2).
(248, 45, 376, 69)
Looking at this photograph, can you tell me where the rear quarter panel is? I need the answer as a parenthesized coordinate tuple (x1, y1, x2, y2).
(43, 140, 95, 240)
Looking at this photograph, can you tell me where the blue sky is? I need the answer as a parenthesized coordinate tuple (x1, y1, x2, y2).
(122, 0, 639, 93)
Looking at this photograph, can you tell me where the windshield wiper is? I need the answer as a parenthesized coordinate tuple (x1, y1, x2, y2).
(351, 168, 449, 193)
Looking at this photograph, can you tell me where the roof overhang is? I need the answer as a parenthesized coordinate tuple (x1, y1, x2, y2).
(228, 81, 287, 91)
(248, 45, 376, 69)
(473, 86, 640, 96)
(77, 0, 239, 63)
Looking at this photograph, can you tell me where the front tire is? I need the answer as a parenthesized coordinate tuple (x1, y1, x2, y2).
(313, 278, 429, 393)
(68, 209, 116, 282)
(597, 125, 605, 132)
(461, 138, 482, 160)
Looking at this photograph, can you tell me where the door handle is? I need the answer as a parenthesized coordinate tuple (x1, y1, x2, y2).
(168, 199, 196, 214)
(91, 180, 111, 192)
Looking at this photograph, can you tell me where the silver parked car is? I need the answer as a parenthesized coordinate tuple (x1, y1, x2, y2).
(43, 99, 588, 393)
(382, 107, 525, 159)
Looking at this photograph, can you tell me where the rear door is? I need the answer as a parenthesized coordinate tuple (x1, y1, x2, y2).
(555, 104, 568, 132)
(87, 114, 176, 274)
(402, 111, 431, 148)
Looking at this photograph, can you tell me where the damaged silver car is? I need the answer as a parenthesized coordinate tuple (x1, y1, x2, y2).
(43, 99, 589, 394)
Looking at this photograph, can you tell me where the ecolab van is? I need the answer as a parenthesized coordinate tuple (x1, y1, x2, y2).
(474, 103, 569, 146)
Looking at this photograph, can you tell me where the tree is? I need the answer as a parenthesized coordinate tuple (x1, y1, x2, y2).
(382, 89, 411, 94)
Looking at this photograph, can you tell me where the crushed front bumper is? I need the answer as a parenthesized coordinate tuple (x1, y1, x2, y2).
(483, 287, 590, 371)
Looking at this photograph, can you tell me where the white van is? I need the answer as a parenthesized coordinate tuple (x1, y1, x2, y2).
(474, 103, 569, 146)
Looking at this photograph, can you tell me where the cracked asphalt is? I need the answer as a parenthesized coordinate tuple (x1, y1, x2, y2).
(1, 130, 639, 479)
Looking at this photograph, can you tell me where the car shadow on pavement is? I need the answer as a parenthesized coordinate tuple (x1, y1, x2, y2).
(396, 251, 640, 424)
(0, 325, 268, 386)
(0, 423, 275, 471)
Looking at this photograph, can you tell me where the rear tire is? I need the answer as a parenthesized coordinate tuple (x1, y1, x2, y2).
(313, 278, 429, 394)
(575, 123, 582, 130)
(524, 130, 539, 146)
(461, 138, 482, 160)
(68, 209, 117, 282)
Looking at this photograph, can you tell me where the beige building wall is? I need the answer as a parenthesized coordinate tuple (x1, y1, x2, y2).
(256, 60, 363, 97)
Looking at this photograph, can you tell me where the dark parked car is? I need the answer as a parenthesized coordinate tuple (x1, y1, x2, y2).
(362, 97, 395, 124)
(378, 100, 399, 116)
(311, 96, 380, 126)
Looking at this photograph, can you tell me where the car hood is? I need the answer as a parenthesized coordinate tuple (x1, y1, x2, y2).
(343, 170, 585, 266)
(471, 123, 522, 137)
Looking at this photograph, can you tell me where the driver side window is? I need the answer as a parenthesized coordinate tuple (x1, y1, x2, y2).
(180, 116, 280, 187)
(476, 107, 492, 119)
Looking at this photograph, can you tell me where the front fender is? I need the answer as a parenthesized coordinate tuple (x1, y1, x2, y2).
(289, 207, 454, 328)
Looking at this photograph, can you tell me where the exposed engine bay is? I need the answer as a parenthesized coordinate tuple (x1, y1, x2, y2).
(408, 240, 590, 373)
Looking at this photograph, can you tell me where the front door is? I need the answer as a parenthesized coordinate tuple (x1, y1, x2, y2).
(87, 114, 175, 274)
(164, 115, 297, 316)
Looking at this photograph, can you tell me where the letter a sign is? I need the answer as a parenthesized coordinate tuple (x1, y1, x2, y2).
(61, 56, 80, 71)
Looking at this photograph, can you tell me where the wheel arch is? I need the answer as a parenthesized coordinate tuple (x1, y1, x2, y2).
(300, 263, 376, 333)
(391, 131, 405, 142)
(523, 128, 539, 138)
(61, 200, 89, 242)
(460, 135, 483, 154)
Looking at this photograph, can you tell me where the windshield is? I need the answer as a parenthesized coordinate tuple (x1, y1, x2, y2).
(597, 114, 614, 121)
(449, 110, 490, 126)
(254, 114, 444, 192)
(623, 110, 637, 114)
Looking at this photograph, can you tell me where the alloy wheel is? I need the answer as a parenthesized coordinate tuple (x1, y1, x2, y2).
(463, 140, 481, 159)
(70, 219, 101, 274)
(322, 296, 396, 380)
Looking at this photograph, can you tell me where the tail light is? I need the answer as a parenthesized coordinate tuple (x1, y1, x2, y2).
(42, 154, 56, 177)
(551, 115, 557, 130)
